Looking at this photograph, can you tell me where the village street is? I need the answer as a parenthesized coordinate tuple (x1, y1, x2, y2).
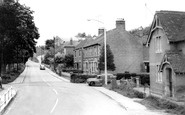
(1, 60, 168, 115)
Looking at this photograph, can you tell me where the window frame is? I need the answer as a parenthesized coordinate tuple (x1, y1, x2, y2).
(155, 36, 162, 53)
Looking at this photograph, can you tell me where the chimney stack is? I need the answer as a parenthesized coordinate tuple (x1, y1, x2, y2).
(98, 28, 104, 35)
(116, 18, 125, 30)
(70, 38, 73, 45)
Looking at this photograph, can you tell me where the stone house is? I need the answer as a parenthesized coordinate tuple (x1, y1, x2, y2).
(81, 19, 143, 74)
(146, 10, 185, 100)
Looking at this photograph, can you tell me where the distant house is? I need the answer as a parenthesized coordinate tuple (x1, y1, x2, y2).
(82, 19, 143, 74)
(146, 10, 185, 100)
(63, 39, 75, 56)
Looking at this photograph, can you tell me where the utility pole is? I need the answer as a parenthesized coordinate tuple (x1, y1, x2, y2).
(53, 37, 56, 72)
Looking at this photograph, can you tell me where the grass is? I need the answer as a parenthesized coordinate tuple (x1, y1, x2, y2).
(106, 79, 185, 115)
(106, 79, 146, 99)
(140, 96, 185, 115)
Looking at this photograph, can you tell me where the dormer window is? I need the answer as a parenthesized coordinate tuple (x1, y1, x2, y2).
(156, 36, 162, 53)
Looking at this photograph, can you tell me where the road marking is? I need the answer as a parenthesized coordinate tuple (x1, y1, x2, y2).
(52, 89, 58, 95)
(50, 98, 59, 114)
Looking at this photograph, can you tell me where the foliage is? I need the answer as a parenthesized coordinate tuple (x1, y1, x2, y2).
(98, 44, 116, 71)
(0, 1, 39, 71)
(70, 74, 96, 83)
(63, 54, 74, 68)
(54, 52, 64, 64)
(43, 51, 54, 65)
(129, 26, 150, 37)
(75, 32, 95, 41)
(45, 39, 54, 49)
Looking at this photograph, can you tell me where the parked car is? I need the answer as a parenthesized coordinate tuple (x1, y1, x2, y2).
(40, 64, 45, 70)
(87, 74, 116, 86)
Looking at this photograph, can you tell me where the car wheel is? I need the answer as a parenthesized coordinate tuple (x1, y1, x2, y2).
(90, 82, 95, 86)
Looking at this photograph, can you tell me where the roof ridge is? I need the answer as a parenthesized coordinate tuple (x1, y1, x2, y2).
(156, 10, 185, 15)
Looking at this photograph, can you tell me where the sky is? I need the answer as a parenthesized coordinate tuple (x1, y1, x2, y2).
(19, 0, 185, 46)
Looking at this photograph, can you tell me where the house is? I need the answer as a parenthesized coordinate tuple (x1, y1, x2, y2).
(146, 10, 185, 100)
(82, 19, 143, 74)
(73, 38, 93, 71)
(82, 30, 103, 75)
(63, 38, 76, 56)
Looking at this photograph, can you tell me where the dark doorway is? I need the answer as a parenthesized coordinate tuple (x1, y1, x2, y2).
(166, 68, 173, 97)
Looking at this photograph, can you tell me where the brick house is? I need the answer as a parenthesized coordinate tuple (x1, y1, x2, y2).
(83, 33, 103, 75)
(73, 38, 93, 71)
(146, 11, 185, 100)
(82, 19, 143, 74)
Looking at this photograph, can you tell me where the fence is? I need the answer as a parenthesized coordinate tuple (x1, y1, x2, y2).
(0, 86, 16, 113)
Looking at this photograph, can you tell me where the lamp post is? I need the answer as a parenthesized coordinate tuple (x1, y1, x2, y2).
(87, 19, 107, 85)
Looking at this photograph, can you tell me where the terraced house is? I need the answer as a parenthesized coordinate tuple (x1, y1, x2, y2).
(74, 38, 93, 71)
(76, 19, 144, 75)
(146, 10, 185, 100)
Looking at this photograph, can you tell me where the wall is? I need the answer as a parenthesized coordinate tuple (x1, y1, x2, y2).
(149, 28, 170, 96)
(74, 49, 83, 70)
(83, 45, 100, 74)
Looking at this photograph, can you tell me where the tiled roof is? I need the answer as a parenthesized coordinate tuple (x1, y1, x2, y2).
(156, 10, 185, 42)
(75, 38, 93, 49)
(83, 34, 104, 48)
(163, 51, 185, 73)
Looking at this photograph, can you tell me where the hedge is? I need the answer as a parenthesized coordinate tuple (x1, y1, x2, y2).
(116, 72, 137, 80)
(62, 69, 83, 74)
(70, 74, 97, 83)
(116, 72, 150, 86)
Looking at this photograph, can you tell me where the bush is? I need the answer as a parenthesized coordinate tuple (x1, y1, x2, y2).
(116, 72, 131, 80)
(133, 90, 145, 98)
(137, 73, 150, 86)
(70, 74, 97, 83)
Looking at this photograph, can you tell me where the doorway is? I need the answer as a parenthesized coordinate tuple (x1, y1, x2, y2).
(166, 68, 173, 97)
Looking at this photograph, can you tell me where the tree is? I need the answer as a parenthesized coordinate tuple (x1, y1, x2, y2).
(45, 39, 54, 50)
(63, 54, 74, 68)
(75, 32, 95, 41)
(0, 1, 39, 72)
(98, 44, 116, 72)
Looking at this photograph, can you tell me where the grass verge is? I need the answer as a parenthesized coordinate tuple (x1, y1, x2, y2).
(139, 96, 185, 115)
(106, 80, 185, 115)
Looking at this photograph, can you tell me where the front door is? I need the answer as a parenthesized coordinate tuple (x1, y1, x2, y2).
(166, 68, 173, 97)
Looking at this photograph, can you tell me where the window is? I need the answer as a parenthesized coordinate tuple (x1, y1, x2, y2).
(79, 50, 81, 56)
(156, 36, 162, 53)
(156, 65, 162, 83)
(74, 51, 76, 57)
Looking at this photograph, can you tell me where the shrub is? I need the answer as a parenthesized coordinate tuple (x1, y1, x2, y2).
(70, 74, 97, 83)
(137, 74, 150, 86)
(133, 90, 145, 98)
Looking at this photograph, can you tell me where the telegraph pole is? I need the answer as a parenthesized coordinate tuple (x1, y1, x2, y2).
(53, 37, 56, 72)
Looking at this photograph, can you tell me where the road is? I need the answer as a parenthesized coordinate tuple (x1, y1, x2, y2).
(3, 60, 166, 115)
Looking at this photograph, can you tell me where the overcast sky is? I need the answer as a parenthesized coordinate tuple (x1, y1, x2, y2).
(19, 0, 185, 46)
